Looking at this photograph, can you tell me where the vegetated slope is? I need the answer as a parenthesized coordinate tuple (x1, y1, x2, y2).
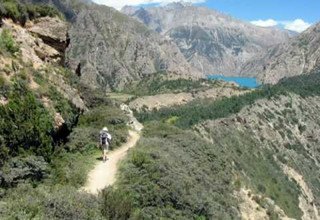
(120, 72, 320, 219)
(102, 123, 238, 219)
(0, 6, 129, 219)
(123, 2, 290, 76)
(196, 92, 320, 219)
(66, 3, 202, 91)
(241, 22, 320, 84)
(18, 0, 83, 20)
(127, 79, 249, 112)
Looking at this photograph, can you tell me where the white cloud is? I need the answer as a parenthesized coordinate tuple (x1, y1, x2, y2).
(251, 18, 312, 33)
(283, 19, 311, 33)
(93, 0, 206, 10)
(251, 19, 278, 27)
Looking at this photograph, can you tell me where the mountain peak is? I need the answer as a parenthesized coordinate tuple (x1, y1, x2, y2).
(121, 5, 138, 15)
(165, 1, 193, 9)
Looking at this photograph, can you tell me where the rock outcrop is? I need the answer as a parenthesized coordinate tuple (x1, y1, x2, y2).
(66, 4, 202, 91)
(123, 2, 290, 76)
(2, 17, 68, 67)
(241, 22, 320, 84)
(27, 17, 68, 53)
(27, 17, 69, 64)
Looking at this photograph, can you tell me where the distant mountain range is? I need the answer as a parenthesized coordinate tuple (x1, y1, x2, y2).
(122, 2, 291, 77)
(66, 4, 202, 91)
(241, 22, 320, 84)
(23, 0, 320, 86)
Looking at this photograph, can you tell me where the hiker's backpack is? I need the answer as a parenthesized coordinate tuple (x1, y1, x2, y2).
(101, 132, 111, 145)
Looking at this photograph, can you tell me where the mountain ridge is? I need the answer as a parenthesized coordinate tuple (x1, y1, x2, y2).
(241, 22, 320, 84)
(122, 3, 291, 76)
(66, 3, 203, 91)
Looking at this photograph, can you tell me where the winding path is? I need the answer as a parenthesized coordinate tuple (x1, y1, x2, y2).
(82, 130, 140, 195)
(82, 104, 143, 195)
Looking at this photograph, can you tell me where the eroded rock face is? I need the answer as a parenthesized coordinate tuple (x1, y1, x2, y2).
(27, 17, 68, 53)
(2, 18, 67, 67)
(241, 22, 320, 84)
(66, 4, 202, 91)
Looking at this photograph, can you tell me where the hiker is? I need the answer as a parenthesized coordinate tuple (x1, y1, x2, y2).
(99, 127, 112, 162)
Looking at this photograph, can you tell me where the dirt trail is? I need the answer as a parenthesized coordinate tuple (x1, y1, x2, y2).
(82, 130, 140, 195)
(82, 104, 143, 195)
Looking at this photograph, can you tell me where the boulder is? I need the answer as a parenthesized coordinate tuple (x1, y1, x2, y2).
(28, 17, 68, 53)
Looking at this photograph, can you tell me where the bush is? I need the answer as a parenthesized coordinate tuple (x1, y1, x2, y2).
(102, 187, 134, 220)
(77, 83, 112, 108)
(47, 85, 79, 131)
(49, 150, 98, 188)
(0, 156, 49, 188)
(0, 29, 19, 55)
(26, 4, 62, 20)
(65, 127, 99, 153)
(78, 106, 128, 149)
(0, 0, 62, 25)
(0, 184, 103, 219)
(103, 122, 237, 219)
(0, 75, 10, 96)
(0, 81, 54, 164)
(0, 0, 28, 25)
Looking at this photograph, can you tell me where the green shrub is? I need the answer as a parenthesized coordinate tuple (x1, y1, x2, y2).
(47, 85, 79, 130)
(0, 0, 62, 25)
(49, 150, 97, 187)
(131, 150, 151, 168)
(0, 81, 54, 164)
(78, 106, 128, 149)
(102, 187, 134, 219)
(0, 0, 28, 25)
(26, 4, 62, 20)
(103, 122, 237, 219)
(0, 156, 49, 188)
(0, 75, 10, 96)
(0, 29, 19, 55)
(77, 83, 112, 108)
(1, 0, 20, 21)
(0, 184, 103, 219)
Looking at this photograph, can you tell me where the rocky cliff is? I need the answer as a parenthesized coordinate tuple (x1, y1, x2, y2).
(241, 22, 320, 84)
(122, 2, 290, 76)
(0, 16, 86, 138)
(66, 4, 202, 91)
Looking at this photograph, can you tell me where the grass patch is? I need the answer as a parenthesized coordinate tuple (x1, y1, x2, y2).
(0, 29, 19, 55)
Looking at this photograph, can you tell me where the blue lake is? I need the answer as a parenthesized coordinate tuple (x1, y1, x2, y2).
(208, 75, 260, 88)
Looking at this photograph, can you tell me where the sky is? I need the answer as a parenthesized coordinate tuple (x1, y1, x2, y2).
(92, 0, 320, 33)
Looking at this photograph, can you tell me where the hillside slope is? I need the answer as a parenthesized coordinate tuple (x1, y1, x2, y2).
(241, 22, 320, 84)
(197, 93, 320, 219)
(127, 71, 320, 219)
(123, 2, 290, 76)
(0, 8, 131, 218)
(66, 4, 202, 91)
